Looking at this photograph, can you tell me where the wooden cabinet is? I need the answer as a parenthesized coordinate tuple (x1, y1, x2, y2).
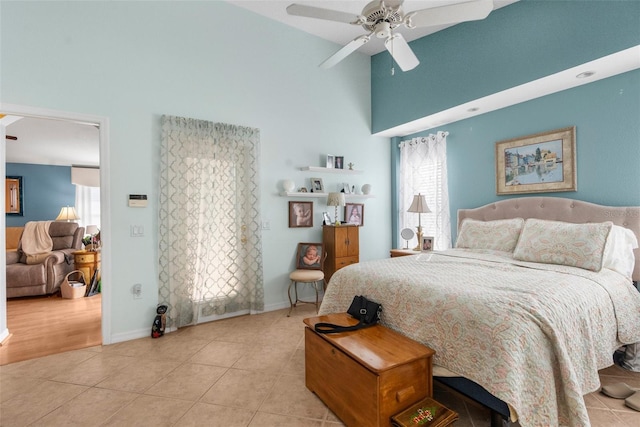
(323, 225, 359, 283)
(73, 250, 101, 284)
(304, 314, 434, 427)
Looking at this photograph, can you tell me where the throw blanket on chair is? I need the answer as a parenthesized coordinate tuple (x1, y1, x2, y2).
(21, 221, 54, 264)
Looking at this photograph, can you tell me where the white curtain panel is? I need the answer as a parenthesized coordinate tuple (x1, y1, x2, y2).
(399, 131, 452, 250)
(159, 115, 264, 328)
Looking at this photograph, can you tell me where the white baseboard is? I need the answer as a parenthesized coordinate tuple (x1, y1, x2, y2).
(107, 300, 295, 344)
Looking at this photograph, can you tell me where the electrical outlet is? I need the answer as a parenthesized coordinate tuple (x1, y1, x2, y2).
(132, 283, 142, 299)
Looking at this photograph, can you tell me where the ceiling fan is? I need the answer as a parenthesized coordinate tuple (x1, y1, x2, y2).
(286, 0, 494, 72)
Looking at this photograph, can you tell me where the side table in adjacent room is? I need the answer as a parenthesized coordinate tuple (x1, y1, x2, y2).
(73, 250, 101, 284)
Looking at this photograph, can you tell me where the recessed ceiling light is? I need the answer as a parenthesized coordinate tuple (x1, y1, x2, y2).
(576, 71, 596, 79)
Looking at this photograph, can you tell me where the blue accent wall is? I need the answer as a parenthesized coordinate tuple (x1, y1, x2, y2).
(375, 1, 640, 245)
(5, 164, 75, 226)
(372, 0, 640, 133)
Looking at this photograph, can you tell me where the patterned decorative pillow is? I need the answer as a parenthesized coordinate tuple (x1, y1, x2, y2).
(456, 218, 525, 252)
(513, 219, 613, 272)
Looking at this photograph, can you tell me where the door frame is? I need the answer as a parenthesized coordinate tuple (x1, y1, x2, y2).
(0, 103, 111, 345)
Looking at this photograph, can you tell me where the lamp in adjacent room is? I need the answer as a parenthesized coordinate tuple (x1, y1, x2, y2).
(56, 206, 80, 222)
(407, 193, 431, 250)
(85, 225, 100, 251)
(327, 192, 345, 225)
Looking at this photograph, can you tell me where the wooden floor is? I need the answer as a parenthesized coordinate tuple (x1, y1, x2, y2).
(0, 293, 102, 365)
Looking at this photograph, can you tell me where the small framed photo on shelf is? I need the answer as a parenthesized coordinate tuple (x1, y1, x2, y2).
(310, 177, 324, 193)
(344, 203, 364, 226)
(421, 236, 434, 252)
(289, 201, 313, 228)
(341, 183, 351, 194)
(335, 156, 344, 169)
(326, 155, 335, 168)
(322, 212, 332, 225)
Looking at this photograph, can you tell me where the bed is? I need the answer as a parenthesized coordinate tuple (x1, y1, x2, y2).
(318, 197, 640, 427)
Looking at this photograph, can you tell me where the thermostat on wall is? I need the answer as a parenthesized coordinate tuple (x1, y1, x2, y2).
(128, 194, 148, 208)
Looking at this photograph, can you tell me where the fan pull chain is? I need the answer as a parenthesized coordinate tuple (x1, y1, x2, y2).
(390, 34, 395, 76)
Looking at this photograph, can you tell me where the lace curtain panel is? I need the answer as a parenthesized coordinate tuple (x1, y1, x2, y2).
(399, 131, 452, 250)
(159, 115, 264, 328)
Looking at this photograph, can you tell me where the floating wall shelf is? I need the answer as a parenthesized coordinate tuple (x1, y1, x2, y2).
(300, 166, 363, 175)
(280, 191, 374, 199)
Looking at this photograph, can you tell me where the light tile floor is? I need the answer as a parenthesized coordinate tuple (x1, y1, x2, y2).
(1, 304, 639, 426)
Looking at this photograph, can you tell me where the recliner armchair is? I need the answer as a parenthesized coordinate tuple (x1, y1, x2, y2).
(6, 222, 84, 298)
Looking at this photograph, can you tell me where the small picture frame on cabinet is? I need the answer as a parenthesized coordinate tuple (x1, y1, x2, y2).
(323, 212, 332, 225)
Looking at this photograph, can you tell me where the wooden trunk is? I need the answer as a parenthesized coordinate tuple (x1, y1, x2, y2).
(304, 314, 434, 427)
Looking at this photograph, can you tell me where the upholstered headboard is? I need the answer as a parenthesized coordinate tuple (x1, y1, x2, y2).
(458, 197, 640, 281)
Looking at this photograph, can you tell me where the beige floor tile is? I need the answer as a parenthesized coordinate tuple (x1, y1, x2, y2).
(0, 380, 87, 426)
(51, 353, 137, 386)
(145, 335, 211, 361)
(259, 373, 328, 420)
(0, 349, 95, 380)
(101, 336, 158, 358)
(616, 409, 640, 426)
(30, 387, 138, 426)
(100, 394, 193, 426)
(177, 402, 255, 426)
(249, 412, 323, 427)
(232, 344, 294, 373)
(288, 347, 305, 377)
(587, 407, 629, 426)
(201, 368, 279, 410)
(0, 374, 44, 403)
(189, 340, 249, 367)
(95, 358, 181, 393)
(144, 362, 227, 401)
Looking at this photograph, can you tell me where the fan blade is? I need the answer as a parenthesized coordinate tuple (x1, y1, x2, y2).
(286, 4, 361, 24)
(320, 34, 371, 69)
(406, 0, 494, 28)
(384, 33, 419, 71)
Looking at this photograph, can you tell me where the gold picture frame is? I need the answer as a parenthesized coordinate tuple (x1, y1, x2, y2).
(495, 126, 576, 195)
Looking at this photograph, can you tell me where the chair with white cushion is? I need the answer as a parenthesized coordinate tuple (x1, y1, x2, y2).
(287, 242, 327, 317)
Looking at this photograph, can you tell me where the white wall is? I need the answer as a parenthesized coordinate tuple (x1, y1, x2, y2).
(1, 1, 391, 340)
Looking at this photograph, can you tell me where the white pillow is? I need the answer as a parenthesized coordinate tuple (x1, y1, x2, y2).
(602, 225, 638, 279)
(513, 219, 612, 272)
(456, 218, 525, 252)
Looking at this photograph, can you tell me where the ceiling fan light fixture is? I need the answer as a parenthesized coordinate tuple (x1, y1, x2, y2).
(375, 21, 391, 38)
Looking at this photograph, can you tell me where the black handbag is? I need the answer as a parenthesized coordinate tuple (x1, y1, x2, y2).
(314, 295, 382, 334)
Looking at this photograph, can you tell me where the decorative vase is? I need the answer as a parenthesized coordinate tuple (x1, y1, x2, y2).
(361, 184, 372, 195)
(283, 179, 295, 192)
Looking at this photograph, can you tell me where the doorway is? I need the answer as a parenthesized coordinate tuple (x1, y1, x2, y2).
(0, 104, 111, 362)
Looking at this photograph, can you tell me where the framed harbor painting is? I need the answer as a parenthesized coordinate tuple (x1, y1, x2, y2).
(495, 126, 576, 195)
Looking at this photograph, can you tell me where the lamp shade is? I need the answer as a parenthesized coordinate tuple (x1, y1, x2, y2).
(56, 206, 80, 222)
(407, 194, 431, 213)
(326, 192, 346, 207)
(86, 225, 99, 235)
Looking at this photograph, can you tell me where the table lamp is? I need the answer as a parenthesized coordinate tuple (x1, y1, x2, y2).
(327, 192, 346, 225)
(56, 206, 80, 222)
(407, 193, 430, 250)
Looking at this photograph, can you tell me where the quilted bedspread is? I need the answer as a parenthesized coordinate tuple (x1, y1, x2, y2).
(318, 250, 640, 427)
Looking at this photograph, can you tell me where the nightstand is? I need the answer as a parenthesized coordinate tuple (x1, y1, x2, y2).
(390, 248, 421, 258)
